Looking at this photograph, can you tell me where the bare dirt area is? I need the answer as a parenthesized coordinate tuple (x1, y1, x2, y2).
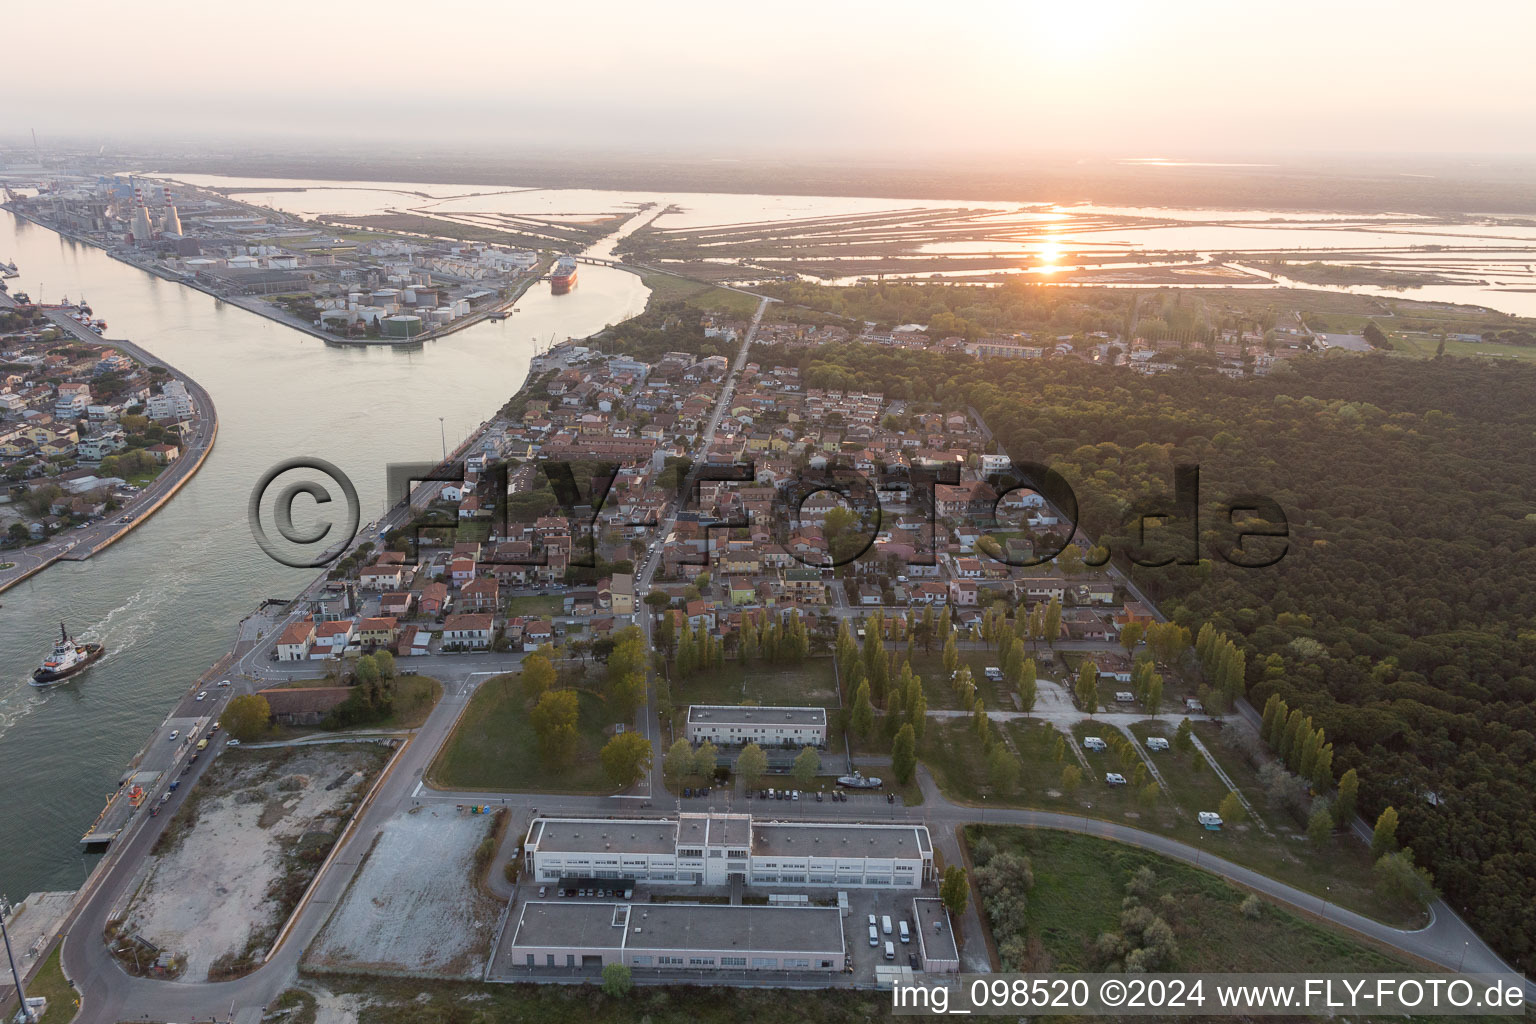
(304, 804, 502, 978)
(115, 743, 389, 981)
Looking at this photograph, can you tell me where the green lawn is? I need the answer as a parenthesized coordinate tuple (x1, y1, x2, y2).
(504, 594, 563, 617)
(915, 716, 998, 805)
(1129, 719, 1232, 815)
(638, 270, 762, 316)
(965, 825, 1418, 975)
(942, 717, 1427, 928)
(428, 677, 616, 793)
(1389, 333, 1536, 361)
(905, 649, 1013, 710)
(324, 975, 897, 1024)
(8, 944, 77, 1023)
(671, 657, 839, 709)
(379, 674, 443, 729)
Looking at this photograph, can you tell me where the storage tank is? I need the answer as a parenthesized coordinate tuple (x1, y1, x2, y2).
(383, 314, 423, 338)
(431, 307, 454, 324)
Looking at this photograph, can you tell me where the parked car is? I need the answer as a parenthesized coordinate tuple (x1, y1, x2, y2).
(538, 886, 547, 898)
(1105, 773, 1127, 785)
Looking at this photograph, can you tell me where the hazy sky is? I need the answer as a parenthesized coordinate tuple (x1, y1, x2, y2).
(9, 0, 1536, 155)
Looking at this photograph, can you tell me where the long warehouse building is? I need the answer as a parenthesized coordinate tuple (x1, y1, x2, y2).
(502, 901, 847, 973)
(523, 812, 933, 888)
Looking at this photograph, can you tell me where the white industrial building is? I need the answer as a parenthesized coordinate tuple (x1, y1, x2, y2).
(523, 813, 933, 888)
(912, 896, 960, 973)
(502, 901, 846, 973)
(685, 705, 828, 748)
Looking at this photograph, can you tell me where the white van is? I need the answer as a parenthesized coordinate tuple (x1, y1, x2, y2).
(884, 940, 896, 961)
(899, 920, 910, 944)
(881, 915, 893, 936)
(868, 924, 879, 946)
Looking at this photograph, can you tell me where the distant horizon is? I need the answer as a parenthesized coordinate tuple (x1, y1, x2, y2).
(10, 0, 1536, 157)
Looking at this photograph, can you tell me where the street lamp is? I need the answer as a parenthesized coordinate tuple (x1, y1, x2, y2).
(439, 417, 447, 462)
(0, 894, 37, 1023)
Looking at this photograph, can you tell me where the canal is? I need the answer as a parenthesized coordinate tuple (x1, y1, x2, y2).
(0, 209, 648, 899)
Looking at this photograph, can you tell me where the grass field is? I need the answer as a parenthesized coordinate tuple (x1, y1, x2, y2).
(6, 945, 77, 1023)
(427, 677, 615, 793)
(671, 657, 839, 709)
(948, 718, 1429, 928)
(638, 270, 763, 316)
(964, 825, 1416, 975)
(380, 674, 443, 730)
(504, 593, 563, 617)
(904, 648, 1032, 710)
(1388, 333, 1536, 361)
(324, 975, 896, 1024)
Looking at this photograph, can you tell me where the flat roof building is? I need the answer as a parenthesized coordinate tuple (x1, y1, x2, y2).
(685, 704, 828, 748)
(523, 813, 933, 889)
(912, 897, 960, 973)
(503, 901, 846, 973)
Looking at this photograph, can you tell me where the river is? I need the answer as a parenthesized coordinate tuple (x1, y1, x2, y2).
(0, 209, 648, 900)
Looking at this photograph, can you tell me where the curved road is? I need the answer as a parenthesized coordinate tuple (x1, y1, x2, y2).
(41, 295, 1534, 1019)
(53, 659, 1531, 1024)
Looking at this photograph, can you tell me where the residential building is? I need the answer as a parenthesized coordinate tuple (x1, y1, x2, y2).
(685, 705, 827, 748)
(275, 619, 315, 661)
(442, 613, 493, 649)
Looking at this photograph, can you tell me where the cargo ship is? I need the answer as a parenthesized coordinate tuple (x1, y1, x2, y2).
(31, 622, 106, 685)
(549, 255, 578, 295)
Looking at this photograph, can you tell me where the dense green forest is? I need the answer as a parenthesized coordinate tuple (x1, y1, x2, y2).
(762, 340, 1536, 972)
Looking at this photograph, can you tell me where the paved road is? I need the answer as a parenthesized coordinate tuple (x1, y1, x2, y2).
(43, 288, 1535, 1018)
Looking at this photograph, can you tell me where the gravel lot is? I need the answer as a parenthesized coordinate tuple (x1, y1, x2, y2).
(119, 744, 386, 980)
(305, 804, 502, 978)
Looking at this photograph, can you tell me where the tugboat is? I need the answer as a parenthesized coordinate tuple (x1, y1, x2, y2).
(30, 623, 106, 685)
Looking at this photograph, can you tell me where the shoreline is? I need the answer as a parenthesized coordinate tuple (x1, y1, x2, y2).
(5, 203, 557, 349)
(0, 292, 220, 597)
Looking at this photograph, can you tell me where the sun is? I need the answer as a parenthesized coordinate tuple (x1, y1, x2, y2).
(1036, 238, 1062, 273)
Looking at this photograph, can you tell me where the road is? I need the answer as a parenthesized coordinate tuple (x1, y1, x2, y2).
(634, 295, 773, 796)
(38, 289, 1535, 1019)
(0, 296, 218, 595)
(50, 630, 1535, 1018)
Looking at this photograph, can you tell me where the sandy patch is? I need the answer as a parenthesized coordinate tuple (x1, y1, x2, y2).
(305, 805, 501, 978)
(120, 744, 386, 980)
